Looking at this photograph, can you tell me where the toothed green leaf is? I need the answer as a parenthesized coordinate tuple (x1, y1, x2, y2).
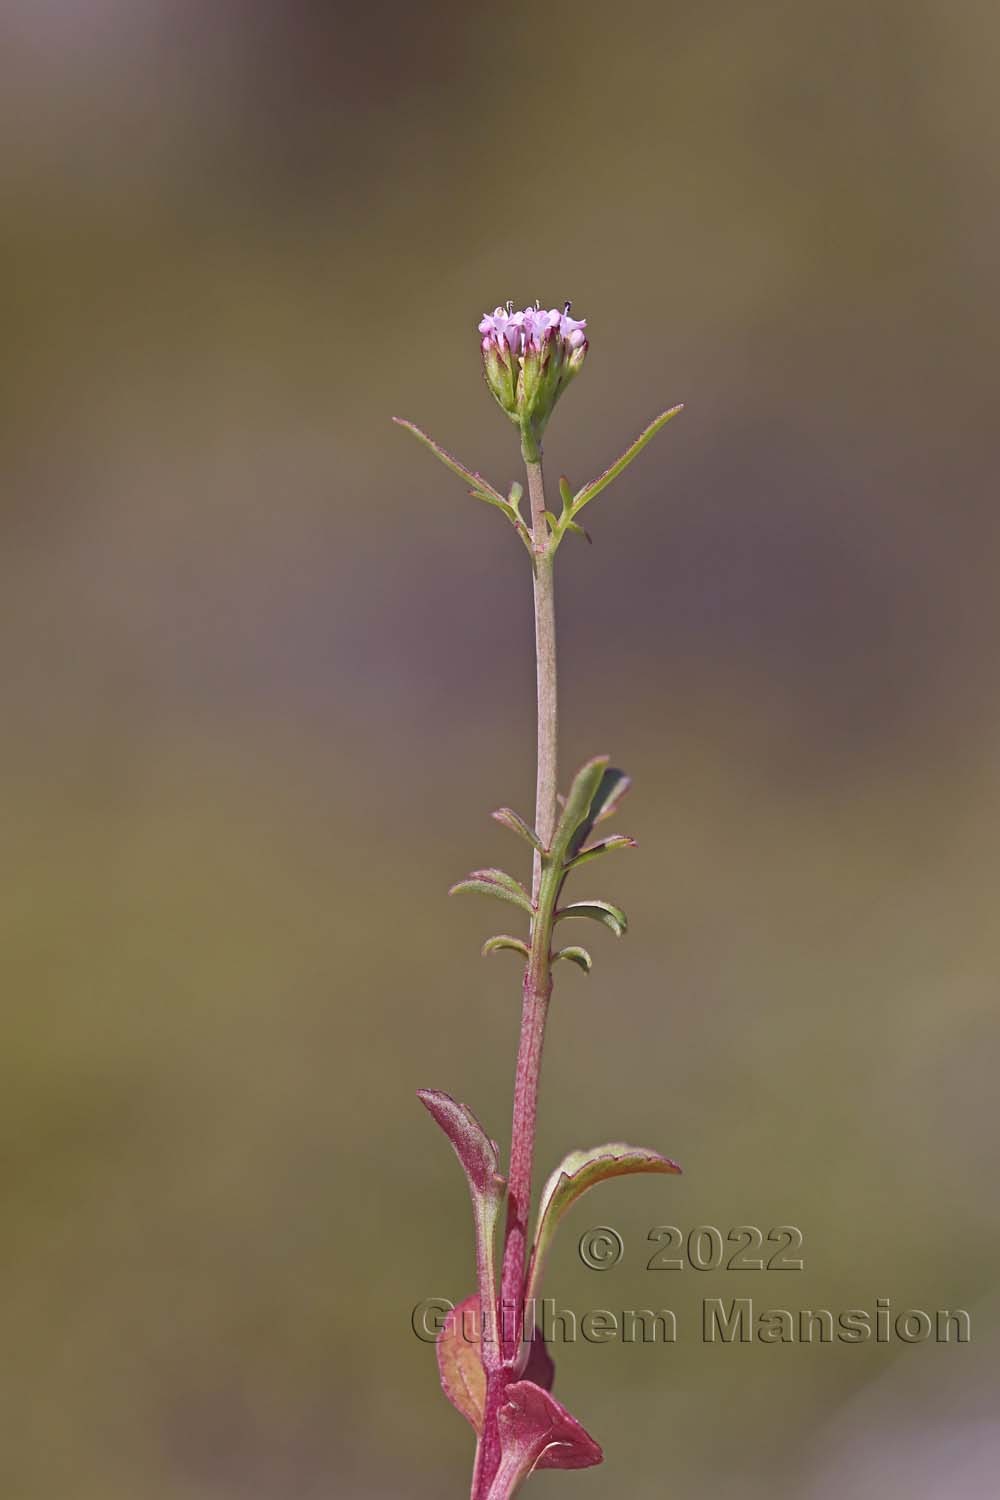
(555, 900, 628, 937)
(450, 869, 534, 915)
(566, 835, 636, 872)
(482, 935, 530, 960)
(491, 806, 545, 853)
(392, 418, 506, 501)
(525, 1143, 682, 1303)
(571, 405, 684, 516)
(393, 418, 530, 547)
(552, 946, 592, 973)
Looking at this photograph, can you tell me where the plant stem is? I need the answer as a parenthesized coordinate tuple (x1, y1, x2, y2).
(526, 460, 560, 882)
(500, 455, 558, 1338)
(473, 456, 559, 1500)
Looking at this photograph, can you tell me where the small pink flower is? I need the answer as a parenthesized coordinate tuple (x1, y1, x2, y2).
(479, 301, 589, 450)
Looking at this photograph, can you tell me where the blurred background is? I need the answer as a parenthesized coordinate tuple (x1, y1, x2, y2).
(2, 2, 998, 1496)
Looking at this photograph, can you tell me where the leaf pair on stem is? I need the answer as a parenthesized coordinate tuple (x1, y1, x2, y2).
(419, 757, 680, 1489)
(451, 754, 634, 976)
(392, 404, 683, 556)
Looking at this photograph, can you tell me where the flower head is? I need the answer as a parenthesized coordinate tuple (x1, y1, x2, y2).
(479, 301, 588, 457)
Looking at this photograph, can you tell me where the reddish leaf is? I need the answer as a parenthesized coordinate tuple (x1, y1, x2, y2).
(496, 1380, 602, 1476)
(417, 1090, 504, 1203)
(436, 1294, 556, 1433)
(418, 1091, 507, 1342)
(523, 1335, 556, 1393)
(436, 1296, 486, 1431)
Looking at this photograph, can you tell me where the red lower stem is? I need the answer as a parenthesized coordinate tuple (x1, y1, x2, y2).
(471, 456, 557, 1500)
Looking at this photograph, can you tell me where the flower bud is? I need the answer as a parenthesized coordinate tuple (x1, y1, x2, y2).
(478, 302, 589, 457)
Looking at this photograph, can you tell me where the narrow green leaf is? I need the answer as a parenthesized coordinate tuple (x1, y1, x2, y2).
(565, 520, 592, 543)
(508, 481, 524, 506)
(590, 768, 632, 824)
(566, 835, 636, 872)
(491, 807, 545, 853)
(555, 900, 628, 937)
(469, 867, 531, 901)
(482, 935, 530, 960)
(549, 756, 609, 867)
(525, 1143, 681, 1304)
(571, 405, 684, 516)
(470, 488, 522, 521)
(552, 945, 592, 973)
(450, 869, 534, 915)
(566, 767, 632, 860)
(392, 418, 506, 502)
(558, 475, 573, 509)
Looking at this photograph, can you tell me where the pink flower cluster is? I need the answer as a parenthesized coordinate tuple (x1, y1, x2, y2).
(478, 299, 589, 449)
(479, 302, 587, 361)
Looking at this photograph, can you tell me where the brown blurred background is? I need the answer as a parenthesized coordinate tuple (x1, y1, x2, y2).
(2, 2, 998, 1496)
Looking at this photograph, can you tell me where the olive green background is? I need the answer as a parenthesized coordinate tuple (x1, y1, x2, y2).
(3, 3, 998, 1496)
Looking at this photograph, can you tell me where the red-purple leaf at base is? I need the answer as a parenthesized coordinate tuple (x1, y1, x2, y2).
(523, 1332, 556, 1393)
(436, 1295, 556, 1434)
(437, 1296, 486, 1431)
(497, 1380, 603, 1473)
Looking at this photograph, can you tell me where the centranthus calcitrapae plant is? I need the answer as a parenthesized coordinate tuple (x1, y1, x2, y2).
(395, 302, 683, 1498)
